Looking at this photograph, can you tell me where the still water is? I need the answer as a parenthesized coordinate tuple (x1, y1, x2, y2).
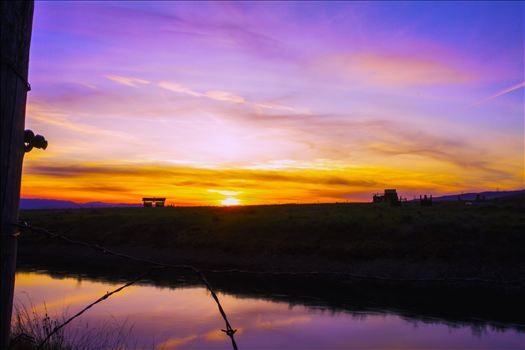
(14, 271, 524, 349)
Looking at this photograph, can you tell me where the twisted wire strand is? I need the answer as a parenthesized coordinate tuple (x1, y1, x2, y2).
(36, 269, 157, 350)
(16, 222, 519, 284)
(13, 220, 521, 349)
(15, 223, 238, 350)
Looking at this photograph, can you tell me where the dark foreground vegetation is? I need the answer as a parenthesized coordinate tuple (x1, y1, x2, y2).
(12, 196, 525, 348)
(9, 302, 131, 350)
(18, 195, 525, 284)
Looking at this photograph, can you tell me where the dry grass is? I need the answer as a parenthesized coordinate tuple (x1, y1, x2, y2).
(19, 196, 525, 266)
(9, 301, 134, 350)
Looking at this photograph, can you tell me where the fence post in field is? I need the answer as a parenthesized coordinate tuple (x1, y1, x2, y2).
(0, 1, 34, 348)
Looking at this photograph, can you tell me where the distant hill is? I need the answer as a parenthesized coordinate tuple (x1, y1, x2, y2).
(19, 190, 525, 209)
(430, 190, 524, 202)
(20, 198, 140, 210)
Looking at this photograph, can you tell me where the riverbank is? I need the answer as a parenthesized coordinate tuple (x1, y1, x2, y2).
(14, 266, 525, 350)
(15, 261, 525, 332)
(17, 197, 525, 285)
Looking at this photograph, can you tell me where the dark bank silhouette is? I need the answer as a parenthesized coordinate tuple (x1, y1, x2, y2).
(420, 194, 433, 207)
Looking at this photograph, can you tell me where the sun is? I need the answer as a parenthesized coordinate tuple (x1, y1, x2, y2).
(220, 197, 240, 206)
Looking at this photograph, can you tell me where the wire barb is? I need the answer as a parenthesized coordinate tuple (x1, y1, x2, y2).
(15, 219, 519, 350)
(36, 269, 157, 350)
(16, 222, 239, 350)
(13, 221, 518, 285)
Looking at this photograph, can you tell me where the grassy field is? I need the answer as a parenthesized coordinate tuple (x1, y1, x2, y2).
(18, 196, 525, 281)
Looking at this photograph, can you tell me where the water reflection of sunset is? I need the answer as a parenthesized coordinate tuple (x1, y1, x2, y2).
(14, 271, 524, 349)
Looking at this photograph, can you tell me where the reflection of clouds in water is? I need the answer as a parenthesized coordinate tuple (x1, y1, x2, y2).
(255, 314, 312, 330)
(14, 273, 116, 315)
(14, 271, 525, 349)
(156, 335, 197, 349)
(204, 327, 244, 342)
(203, 329, 227, 342)
(19, 292, 98, 314)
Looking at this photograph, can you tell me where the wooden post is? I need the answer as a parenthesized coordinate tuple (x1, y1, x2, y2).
(1, 2, 34, 348)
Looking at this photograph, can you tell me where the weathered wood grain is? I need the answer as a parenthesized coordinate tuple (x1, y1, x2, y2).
(1, 2, 34, 348)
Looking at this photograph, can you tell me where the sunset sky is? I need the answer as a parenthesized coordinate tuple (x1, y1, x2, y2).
(22, 1, 524, 205)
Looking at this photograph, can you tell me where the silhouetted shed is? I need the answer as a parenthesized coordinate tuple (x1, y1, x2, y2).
(142, 197, 166, 207)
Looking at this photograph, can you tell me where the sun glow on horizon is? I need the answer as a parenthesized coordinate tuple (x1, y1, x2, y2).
(20, 2, 525, 205)
(220, 197, 241, 206)
(208, 189, 241, 196)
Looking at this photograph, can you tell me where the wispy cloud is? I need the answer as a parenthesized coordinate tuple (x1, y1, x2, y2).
(208, 189, 241, 196)
(224, 109, 516, 177)
(205, 90, 245, 104)
(158, 81, 201, 97)
(106, 74, 150, 87)
(317, 53, 474, 86)
(158, 81, 300, 112)
(475, 81, 525, 105)
(24, 2, 524, 204)
(22, 157, 522, 205)
(27, 103, 135, 141)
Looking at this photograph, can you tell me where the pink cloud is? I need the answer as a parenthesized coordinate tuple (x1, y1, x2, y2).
(475, 81, 525, 105)
(158, 81, 201, 97)
(205, 90, 245, 104)
(319, 53, 474, 86)
(106, 74, 150, 87)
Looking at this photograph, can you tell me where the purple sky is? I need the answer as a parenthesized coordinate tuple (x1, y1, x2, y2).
(22, 1, 524, 204)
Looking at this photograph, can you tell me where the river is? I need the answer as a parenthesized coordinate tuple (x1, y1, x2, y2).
(13, 270, 524, 349)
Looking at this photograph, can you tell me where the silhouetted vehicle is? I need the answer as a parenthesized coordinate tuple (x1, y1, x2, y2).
(373, 189, 401, 206)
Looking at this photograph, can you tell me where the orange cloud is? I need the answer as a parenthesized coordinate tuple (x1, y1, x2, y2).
(21, 155, 523, 206)
(156, 335, 197, 349)
(320, 53, 473, 86)
(204, 327, 243, 341)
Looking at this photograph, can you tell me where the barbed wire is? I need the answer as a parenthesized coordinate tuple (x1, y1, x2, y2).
(36, 268, 159, 350)
(12, 220, 522, 348)
(15, 222, 521, 284)
(15, 222, 239, 350)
